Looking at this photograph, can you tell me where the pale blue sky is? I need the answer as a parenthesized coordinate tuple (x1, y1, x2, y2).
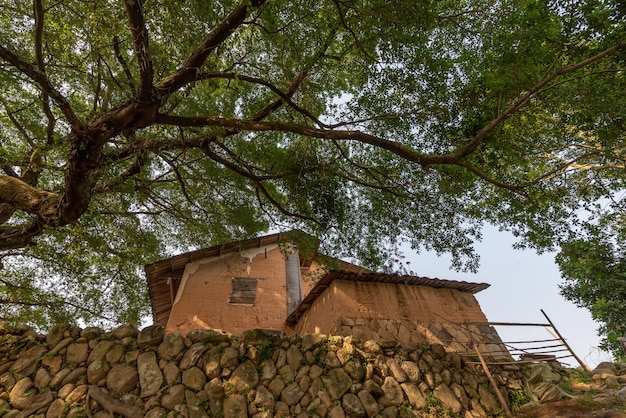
(404, 224, 611, 369)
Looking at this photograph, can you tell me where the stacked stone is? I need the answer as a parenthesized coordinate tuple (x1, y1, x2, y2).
(592, 362, 626, 390)
(0, 322, 515, 417)
(337, 318, 508, 359)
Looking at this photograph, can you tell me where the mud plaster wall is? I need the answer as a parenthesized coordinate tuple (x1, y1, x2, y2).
(166, 248, 327, 336)
(294, 280, 489, 336)
(166, 248, 290, 335)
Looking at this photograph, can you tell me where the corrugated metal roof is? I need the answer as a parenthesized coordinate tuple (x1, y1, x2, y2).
(285, 270, 490, 325)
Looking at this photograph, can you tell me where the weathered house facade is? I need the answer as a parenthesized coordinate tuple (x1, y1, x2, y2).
(145, 232, 504, 354)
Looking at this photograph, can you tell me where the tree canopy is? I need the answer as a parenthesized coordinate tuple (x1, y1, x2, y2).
(0, 0, 624, 330)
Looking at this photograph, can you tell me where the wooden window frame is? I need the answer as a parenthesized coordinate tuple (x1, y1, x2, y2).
(229, 277, 258, 305)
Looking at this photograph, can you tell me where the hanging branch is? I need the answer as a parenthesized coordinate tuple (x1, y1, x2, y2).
(124, 0, 154, 102)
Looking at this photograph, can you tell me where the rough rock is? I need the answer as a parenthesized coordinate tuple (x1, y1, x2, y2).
(105, 344, 125, 364)
(328, 404, 347, 418)
(401, 382, 427, 409)
(111, 323, 138, 340)
(182, 366, 206, 391)
(269, 375, 286, 398)
(87, 357, 110, 385)
(301, 333, 328, 351)
(203, 346, 223, 379)
(9, 345, 47, 374)
(106, 364, 138, 394)
(157, 333, 185, 361)
(80, 327, 103, 341)
(478, 383, 501, 414)
(46, 398, 66, 418)
(242, 329, 284, 346)
(434, 383, 462, 414)
(219, 347, 240, 368)
(9, 377, 34, 410)
(259, 359, 277, 381)
(345, 358, 365, 382)
(163, 362, 180, 385)
(254, 385, 275, 409)
(281, 382, 304, 406)
(342, 392, 366, 417)
(357, 389, 379, 418)
(400, 361, 421, 382)
(180, 342, 208, 369)
(323, 368, 353, 400)
(161, 384, 185, 410)
(66, 343, 89, 364)
(59, 366, 87, 387)
(205, 378, 225, 400)
(34, 368, 51, 389)
(223, 394, 247, 418)
(286, 345, 304, 370)
(377, 377, 404, 407)
(229, 360, 259, 393)
(137, 351, 163, 397)
(46, 324, 70, 348)
(145, 407, 167, 418)
(386, 358, 407, 383)
(137, 325, 165, 348)
(87, 340, 114, 364)
(199, 329, 232, 344)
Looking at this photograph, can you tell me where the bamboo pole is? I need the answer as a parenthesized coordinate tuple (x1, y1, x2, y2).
(464, 321, 552, 327)
(540, 309, 590, 372)
(473, 343, 512, 416)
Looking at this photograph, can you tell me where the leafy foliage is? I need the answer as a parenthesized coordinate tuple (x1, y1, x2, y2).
(557, 223, 626, 356)
(0, 0, 624, 328)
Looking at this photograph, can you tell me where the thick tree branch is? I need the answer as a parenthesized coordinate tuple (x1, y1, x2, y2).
(124, 0, 153, 102)
(155, 0, 267, 97)
(0, 219, 43, 250)
(156, 113, 446, 166)
(0, 45, 84, 132)
(112, 35, 136, 92)
(452, 41, 626, 161)
(33, 0, 55, 144)
(0, 175, 60, 217)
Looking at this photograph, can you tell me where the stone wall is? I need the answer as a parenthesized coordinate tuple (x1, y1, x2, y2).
(0, 323, 528, 417)
(334, 318, 510, 359)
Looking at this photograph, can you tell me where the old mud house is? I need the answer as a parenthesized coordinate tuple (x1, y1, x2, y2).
(145, 232, 505, 355)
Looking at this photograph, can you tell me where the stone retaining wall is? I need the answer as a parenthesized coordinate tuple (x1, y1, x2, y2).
(0, 323, 529, 417)
(334, 318, 510, 359)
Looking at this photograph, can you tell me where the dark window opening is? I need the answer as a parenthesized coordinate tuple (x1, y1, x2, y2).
(229, 278, 258, 304)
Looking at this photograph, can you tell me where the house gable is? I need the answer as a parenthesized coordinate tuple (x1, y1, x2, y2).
(144, 231, 314, 327)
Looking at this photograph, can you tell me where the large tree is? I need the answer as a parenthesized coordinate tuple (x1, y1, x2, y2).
(0, 0, 624, 327)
